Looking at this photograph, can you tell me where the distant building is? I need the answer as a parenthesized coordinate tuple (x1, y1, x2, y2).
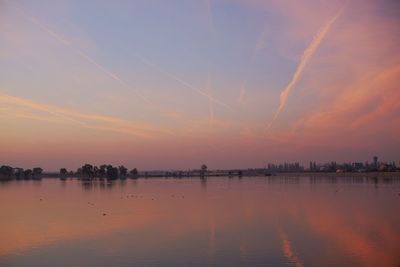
(373, 156, 378, 169)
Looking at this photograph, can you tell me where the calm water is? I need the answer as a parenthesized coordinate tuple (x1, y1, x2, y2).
(0, 176, 399, 267)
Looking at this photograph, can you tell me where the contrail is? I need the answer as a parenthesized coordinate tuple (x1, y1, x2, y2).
(205, 0, 216, 37)
(238, 28, 267, 106)
(30, 13, 230, 112)
(14, 5, 155, 108)
(134, 54, 232, 110)
(238, 79, 247, 106)
(12, 2, 231, 115)
(206, 75, 215, 126)
(25, 16, 70, 45)
(268, 6, 345, 129)
(73, 50, 153, 107)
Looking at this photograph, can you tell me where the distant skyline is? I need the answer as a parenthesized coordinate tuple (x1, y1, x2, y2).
(1, 0, 399, 171)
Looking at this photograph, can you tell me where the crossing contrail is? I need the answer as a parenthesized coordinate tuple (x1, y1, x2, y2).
(28, 11, 231, 112)
(11, 2, 232, 115)
(268, 6, 345, 129)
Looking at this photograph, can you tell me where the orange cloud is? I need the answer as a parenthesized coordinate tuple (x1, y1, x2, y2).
(291, 63, 400, 147)
(0, 93, 170, 139)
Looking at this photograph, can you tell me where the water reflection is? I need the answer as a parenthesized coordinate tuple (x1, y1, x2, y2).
(0, 176, 399, 267)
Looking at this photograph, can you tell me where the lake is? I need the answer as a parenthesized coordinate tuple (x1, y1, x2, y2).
(0, 176, 399, 267)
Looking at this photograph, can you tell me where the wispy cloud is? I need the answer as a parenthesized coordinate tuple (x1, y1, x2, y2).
(288, 63, 400, 141)
(255, 28, 268, 55)
(0, 93, 169, 139)
(268, 5, 345, 129)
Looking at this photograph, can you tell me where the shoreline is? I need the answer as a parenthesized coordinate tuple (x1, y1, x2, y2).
(2, 171, 399, 181)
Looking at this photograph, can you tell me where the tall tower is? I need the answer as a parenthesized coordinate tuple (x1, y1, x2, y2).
(373, 156, 378, 168)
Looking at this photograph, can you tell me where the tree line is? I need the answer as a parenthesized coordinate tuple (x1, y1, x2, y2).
(60, 164, 138, 180)
(0, 165, 43, 180)
(0, 164, 138, 181)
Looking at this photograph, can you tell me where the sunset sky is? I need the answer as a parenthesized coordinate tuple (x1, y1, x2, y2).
(1, 0, 399, 171)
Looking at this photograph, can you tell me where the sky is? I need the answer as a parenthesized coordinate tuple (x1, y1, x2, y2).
(1, 0, 399, 171)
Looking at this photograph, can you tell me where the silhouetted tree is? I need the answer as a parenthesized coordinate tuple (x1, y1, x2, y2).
(33, 167, 43, 176)
(119, 165, 128, 177)
(14, 168, 24, 179)
(106, 165, 118, 180)
(99, 165, 107, 177)
(130, 168, 138, 179)
(60, 168, 68, 176)
(0, 165, 13, 177)
(93, 166, 99, 177)
(23, 169, 33, 178)
(81, 164, 94, 178)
